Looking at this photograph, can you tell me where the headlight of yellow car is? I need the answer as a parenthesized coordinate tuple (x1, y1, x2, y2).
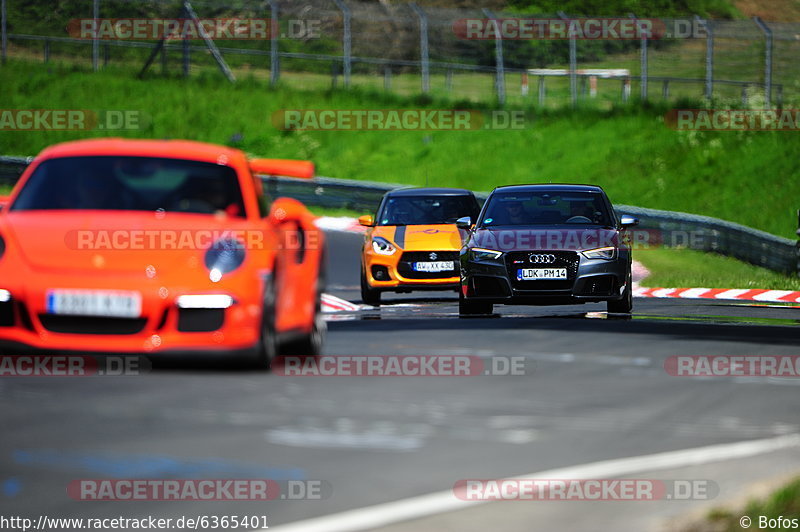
(372, 236, 397, 256)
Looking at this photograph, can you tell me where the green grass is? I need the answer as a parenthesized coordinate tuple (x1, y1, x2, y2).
(306, 206, 364, 218)
(705, 476, 800, 531)
(636, 248, 800, 290)
(1, 59, 799, 242)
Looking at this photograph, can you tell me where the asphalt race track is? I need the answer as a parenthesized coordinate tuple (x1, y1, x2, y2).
(1, 229, 799, 531)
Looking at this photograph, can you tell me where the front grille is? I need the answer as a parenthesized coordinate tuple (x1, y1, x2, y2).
(0, 301, 13, 326)
(505, 250, 579, 291)
(397, 251, 459, 279)
(578, 275, 617, 296)
(177, 308, 225, 333)
(38, 315, 147, 335)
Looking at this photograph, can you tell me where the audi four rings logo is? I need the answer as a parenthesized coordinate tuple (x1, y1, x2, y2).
(429, 252, 438, 260)
(529, 254, 556, 264)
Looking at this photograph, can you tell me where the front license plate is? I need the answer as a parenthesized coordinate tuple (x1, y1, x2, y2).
(517, 268, 568, 281)
(413, 261, 455, 272)
(46, 290, 142, 318)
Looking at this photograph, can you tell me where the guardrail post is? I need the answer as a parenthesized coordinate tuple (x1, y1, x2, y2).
(92, 0, 99, 71)
(753, 16, 773, 108)
(538, 75, 545, 106)
(1, 0, 7, 65)
(410, 3, 429, 93)
(332, 0, 351, 88)
(182, 32, 190, 77)
(384, 66, 391, 91)
(662, 80, 669, 99)
(630, 14, 648, 100)
(741, 84, 748, 106)
(695, 16, 713, 100)
(270, 0, 279, 86)
(445, 69, 453, 92)
(44, 39, 50, 63)
(559, 12, 577, 108)
(484, 8, 505, 105)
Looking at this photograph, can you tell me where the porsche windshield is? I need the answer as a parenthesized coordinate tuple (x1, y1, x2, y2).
(479, 191, 613, 227)
(377, 195, 477, 226)
(11, 156, 247, 217)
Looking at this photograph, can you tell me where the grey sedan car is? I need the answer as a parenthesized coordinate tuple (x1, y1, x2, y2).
(457, 184, 638, 315)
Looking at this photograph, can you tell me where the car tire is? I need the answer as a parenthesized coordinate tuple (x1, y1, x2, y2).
(607, 270, 633, 314)
(360, 266, 381, 306)
(459, 290, 493, 316)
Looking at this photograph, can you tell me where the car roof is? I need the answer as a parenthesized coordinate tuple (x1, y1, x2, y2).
(386, 187, 475, 197)
(35, 138, 247, 167)
(492, 184, 605, 194)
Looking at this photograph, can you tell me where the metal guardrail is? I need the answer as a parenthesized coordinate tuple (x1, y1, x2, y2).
(1, 155, 797, 274)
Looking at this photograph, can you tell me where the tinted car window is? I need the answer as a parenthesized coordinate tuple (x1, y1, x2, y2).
(378, 195, 478, 226)
(480, 191, 612, 227)
(11, 156, 247, 218)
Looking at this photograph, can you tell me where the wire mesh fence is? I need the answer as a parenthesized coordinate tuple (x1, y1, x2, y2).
(1, 0, 796, 106)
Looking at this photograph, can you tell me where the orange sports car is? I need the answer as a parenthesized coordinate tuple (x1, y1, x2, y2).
(359, 188, 481, 305)
(0, 138, 325, 369)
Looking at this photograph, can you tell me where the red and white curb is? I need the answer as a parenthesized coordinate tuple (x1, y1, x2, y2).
(633, 286, 800, 304)
(321, 293, 365, 313)
(314, 216, 366, 234)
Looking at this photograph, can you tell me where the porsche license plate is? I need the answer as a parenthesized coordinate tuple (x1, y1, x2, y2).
(46, 290, 142, 318)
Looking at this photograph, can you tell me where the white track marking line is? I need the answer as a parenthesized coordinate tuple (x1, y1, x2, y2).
(261, 433, 800, 532)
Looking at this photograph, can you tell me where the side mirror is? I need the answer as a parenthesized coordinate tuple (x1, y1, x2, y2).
(620, 215, 639, 228)
(358, 215, 374, 227)
(455, 216, 472, 229)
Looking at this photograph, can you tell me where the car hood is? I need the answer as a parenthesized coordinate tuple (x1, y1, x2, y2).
(3, 210, 256, 274)
(372, 224, 463, 251)
(469, 226, 620, 252)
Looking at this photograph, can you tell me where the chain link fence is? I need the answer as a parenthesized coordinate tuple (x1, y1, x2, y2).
(1, 0, 796, 106)
(2, 155, 797, 275)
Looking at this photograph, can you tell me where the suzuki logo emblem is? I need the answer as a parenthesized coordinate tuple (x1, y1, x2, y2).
(429, 252, 438, 260)
(529, 253, 556, 264)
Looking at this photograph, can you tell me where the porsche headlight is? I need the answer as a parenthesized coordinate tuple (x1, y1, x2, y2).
(204, 238, 246, 282)
(371, 236, 397, 256)
(471, 247, 503, 261)
(581, 246, 616, 260)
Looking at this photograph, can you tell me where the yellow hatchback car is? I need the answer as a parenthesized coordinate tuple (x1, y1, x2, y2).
(359, 188, 481, 305)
